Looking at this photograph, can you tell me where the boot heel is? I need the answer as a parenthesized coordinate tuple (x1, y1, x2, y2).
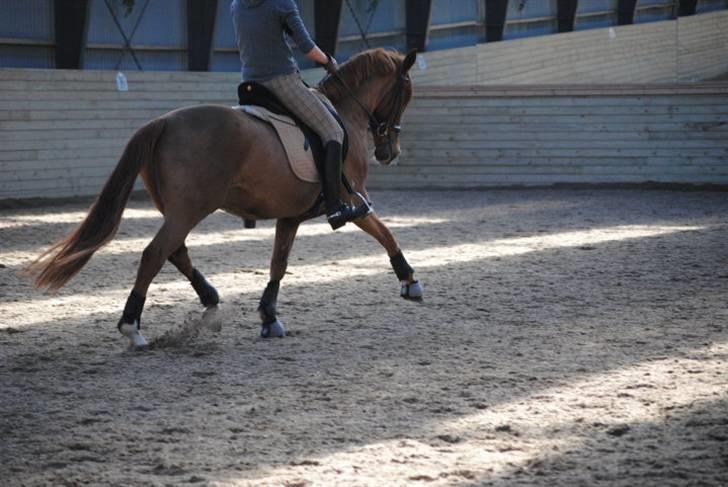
(327, 210, 347, 230)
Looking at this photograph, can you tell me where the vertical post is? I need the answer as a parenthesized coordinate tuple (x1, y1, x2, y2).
(406, 0, 433, 52)
(677, 0, 698, 16)
(484, 0, 509, 42)
(617, 0, 638, 25)
(54, 0, 90, 69)
(187, 0, 218, 71)
(314, 0, 343, 56)
(557, 0, 578, 32)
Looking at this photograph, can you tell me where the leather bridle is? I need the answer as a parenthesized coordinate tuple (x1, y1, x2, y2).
(327, 65, 410, 141)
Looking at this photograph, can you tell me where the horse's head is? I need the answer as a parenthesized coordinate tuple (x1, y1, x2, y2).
(369, 49, 417, 165)
(319, 48, 418, 165)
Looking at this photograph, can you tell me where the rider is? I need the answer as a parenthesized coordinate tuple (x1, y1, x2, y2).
(231, 0, 368, 230)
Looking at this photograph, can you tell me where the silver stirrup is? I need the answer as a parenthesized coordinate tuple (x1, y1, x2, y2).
(354, 191, 373, 214)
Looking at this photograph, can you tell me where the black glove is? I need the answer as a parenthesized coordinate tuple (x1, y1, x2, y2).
(323, 53, 338, 75)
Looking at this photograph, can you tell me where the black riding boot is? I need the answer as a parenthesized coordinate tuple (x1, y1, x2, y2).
(324, 141, 370, 230)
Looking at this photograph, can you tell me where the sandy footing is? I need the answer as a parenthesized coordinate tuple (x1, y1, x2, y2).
(1, 189, 726, 486)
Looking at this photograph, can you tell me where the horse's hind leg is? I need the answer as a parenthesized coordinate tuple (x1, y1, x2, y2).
(168, 244, 220, 307)
(118, 219, 194, 349)
(168, 244, 221, 330)
(258, 218, 300, 338)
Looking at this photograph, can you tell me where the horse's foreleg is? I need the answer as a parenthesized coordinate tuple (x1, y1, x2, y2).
(355, 213, 423, 302)
(258, 218, 300, 338)
(118, 220, 192, 349)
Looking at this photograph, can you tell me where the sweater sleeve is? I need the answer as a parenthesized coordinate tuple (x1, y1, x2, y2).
(277, 0, 316, 54)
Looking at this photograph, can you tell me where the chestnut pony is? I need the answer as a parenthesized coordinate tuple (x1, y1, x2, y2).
(28, 48, 423, 349)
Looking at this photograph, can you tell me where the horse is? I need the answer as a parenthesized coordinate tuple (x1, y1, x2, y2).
(27, 48, 423, 349)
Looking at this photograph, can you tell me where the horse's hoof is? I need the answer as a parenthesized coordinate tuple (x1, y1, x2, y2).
(401, 280, 424, 302)
(260, 319, 286, 338)
(119, 322, 149, 351)
(201, 305, 222, 332)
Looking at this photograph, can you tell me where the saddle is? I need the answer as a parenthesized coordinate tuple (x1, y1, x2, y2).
(235, 82, 349, 184)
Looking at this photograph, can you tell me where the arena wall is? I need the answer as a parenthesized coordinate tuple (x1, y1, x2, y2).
(369, 84, 728, 188)
(1, 11, 727, 199)
(409, 10, 728, 84)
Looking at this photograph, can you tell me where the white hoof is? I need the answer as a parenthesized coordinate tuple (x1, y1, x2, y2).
(261, 319, 286, 338)
(119, 322, 148, 350)
(401, 280, 424, 301)
(200, 305, 222, 332)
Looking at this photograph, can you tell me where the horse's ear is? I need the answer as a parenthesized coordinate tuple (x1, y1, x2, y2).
(402, 49, 417, 73)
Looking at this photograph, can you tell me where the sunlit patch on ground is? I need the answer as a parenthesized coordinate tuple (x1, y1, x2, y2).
(0, 216, 450, 267)
(0, 223, 702, 329)
(247, 342, 728, 485)
(0, 207, 163, 228)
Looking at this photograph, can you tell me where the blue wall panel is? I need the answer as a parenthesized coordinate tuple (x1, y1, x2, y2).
(427, 26, 480, 50)
(84, 49, 187, 71)
(211, 0, 238, 72)
(85, 0, 187, 71)
(428, 0, 481, 49)
(339, 0, 405, 37)
(337, 0, 405, 60)
(635, 0, 674, 24)
(1, 0, 727, 71)
(697, 0, 728, 13)
(0, 0, 54, 68)
(508, 0, 558, 18)
(504, 0, 558, 40)
(213, 0, 237, 49)
(87, 0, 186, 46)
(432, 0, 480, 23)
(575, 0, 618, 30)
(0, 45, 54, 68)
(0, 0, 53, 40)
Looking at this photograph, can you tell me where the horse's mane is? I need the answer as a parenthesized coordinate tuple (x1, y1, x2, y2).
(318, 48, 402, 104)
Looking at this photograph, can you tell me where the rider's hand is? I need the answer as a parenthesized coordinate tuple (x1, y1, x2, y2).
(323, 53, 338, 75)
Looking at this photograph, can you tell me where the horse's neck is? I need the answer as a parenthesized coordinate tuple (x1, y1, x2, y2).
(335, 77, 389, 133)
(334, 97, 370, 134)
(331, 85, 379, 186)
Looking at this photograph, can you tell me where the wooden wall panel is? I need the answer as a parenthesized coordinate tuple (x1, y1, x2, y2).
(367, 84, 728, 188)
(676, 10, 728, 81)
(0, 69, 239, 199)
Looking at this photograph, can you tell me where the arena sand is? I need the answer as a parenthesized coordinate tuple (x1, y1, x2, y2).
(1, 189, 726, 486)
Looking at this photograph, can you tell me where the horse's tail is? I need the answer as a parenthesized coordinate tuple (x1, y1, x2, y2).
(27, 118, 167, 291)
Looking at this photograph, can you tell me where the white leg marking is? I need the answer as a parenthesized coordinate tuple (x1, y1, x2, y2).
(119, 321, 148, 350)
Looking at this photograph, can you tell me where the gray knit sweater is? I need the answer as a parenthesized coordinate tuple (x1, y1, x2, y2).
(231, 0, 316, 82)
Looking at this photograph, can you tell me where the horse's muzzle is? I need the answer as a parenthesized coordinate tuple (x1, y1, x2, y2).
(375, 145, 400, 165)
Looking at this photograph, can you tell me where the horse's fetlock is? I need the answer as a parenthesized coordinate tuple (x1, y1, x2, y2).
(258, 280, 280, 323)
(258, 302, 277, 322)
(390, 250, 414, 281)
(191, 269, 219, 307)
(121, 290, 146, 327)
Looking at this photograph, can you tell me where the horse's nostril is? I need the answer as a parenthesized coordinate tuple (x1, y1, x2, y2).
(375, 146, 390, 161)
